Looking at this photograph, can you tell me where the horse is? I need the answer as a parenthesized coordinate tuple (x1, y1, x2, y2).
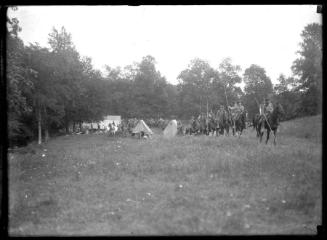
(207, 116, 218, 136)
(232, 111, 246, 137)
(253, 114, 260, 136)
(215, 110, 230, 136)
(191, 118, 201, 135)
(256, 103, 285, 145)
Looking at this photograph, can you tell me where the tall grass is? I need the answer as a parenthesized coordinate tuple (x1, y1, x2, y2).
(9, 115, 322, 235)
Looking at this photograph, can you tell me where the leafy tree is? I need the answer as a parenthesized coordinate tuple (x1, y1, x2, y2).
(7, 9, 34, 146)
(24, 44, 65, 143)
(132, 55, 168, 118)
(178, 58, 219, 118)
(47, 26, 85, 133)
(291, 23, 322, 115)
(218, 57, 243, 107)
(243, 64, 273, 119)
(273, 74, 301, 120)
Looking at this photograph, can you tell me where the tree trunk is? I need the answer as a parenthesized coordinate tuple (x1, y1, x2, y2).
(79, 122, 82, 132)
(73, 121, 76, 133)
(65, 117, 70, 134)
(44, 107, 49, 142)
(45, 128, 49, 142)
(38, 109, 42, 145)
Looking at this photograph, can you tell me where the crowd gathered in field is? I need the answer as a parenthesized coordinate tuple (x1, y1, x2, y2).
(76, 97, 282, 144)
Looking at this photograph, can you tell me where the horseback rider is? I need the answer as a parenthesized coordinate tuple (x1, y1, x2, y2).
(264, 98, 274, 119)
(216, 103, 226, 128)
(238, 101, 246, 128)
(208, 109, 214, 119)
(229, 101, 242, 120)
(190, 116, 195, 124)
(238, 101, 245, 112)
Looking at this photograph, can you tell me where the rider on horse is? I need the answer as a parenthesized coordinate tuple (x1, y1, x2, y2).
(228, 101, 242, 121)
(238, 101, 246, 128)
(216, 103, 226, 124)
(260, 97, 274, 120)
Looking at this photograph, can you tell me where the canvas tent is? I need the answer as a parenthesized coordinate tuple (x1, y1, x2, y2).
(132, 120, 153, 135)
(163, 120, 178, 138)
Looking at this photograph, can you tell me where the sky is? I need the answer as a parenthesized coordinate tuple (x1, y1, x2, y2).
(8, 5, 322, 86)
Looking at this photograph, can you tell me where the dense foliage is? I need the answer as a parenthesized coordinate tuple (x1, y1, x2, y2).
(6, 8, 322, 146)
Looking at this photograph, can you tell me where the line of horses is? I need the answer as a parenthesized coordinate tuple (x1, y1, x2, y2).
(182, 111, 247, 137)
(179, 102, 285, 145)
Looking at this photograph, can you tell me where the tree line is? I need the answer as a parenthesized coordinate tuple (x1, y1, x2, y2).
(6, 8, 322, 147)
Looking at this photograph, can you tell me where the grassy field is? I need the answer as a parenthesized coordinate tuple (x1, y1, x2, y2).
(8, 115, 322, 235)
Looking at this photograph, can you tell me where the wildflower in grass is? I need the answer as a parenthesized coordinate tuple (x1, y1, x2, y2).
(262, 198, 267, 202)
(245, 224, 250, 229)
(243, 204, 251, 209)
(282, 200, 286, 204)
(226, 211, 231, 217)
(42, 154, 46, 157)
(146, 192, 152, 196)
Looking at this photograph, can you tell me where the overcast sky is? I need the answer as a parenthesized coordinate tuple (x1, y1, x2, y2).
(8, 5, 321, 86)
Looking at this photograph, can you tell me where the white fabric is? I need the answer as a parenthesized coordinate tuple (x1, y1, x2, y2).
(132, 120, 153, 135)
(163, 120, 178, 138)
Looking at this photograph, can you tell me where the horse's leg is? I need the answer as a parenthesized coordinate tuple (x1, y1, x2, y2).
(259, 124, 263, 143)
(273, 129, 277, 145)
(266, 128, 270, 144)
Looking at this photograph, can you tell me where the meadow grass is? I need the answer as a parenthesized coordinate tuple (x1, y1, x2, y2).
(8, 115, 322, 235)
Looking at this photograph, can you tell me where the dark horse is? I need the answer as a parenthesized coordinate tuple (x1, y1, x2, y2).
(215, 111, 231, 136)
(185, 118, 201, 135)
(207, 116, 218, 136)
(253, 114, 259, 131)
(231, 111, 246, 137)
(256, 103, 284, 145)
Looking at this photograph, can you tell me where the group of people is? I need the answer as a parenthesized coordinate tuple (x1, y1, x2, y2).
(188, 97, 275, 136)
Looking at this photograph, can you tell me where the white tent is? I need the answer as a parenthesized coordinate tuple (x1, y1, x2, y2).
(163, 120, 178, 138)
(132, 120, 153, 135)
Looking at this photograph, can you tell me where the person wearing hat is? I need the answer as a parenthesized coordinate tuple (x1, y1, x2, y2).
(228, 101, 239, 119)
(238, 101, 245, 112)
